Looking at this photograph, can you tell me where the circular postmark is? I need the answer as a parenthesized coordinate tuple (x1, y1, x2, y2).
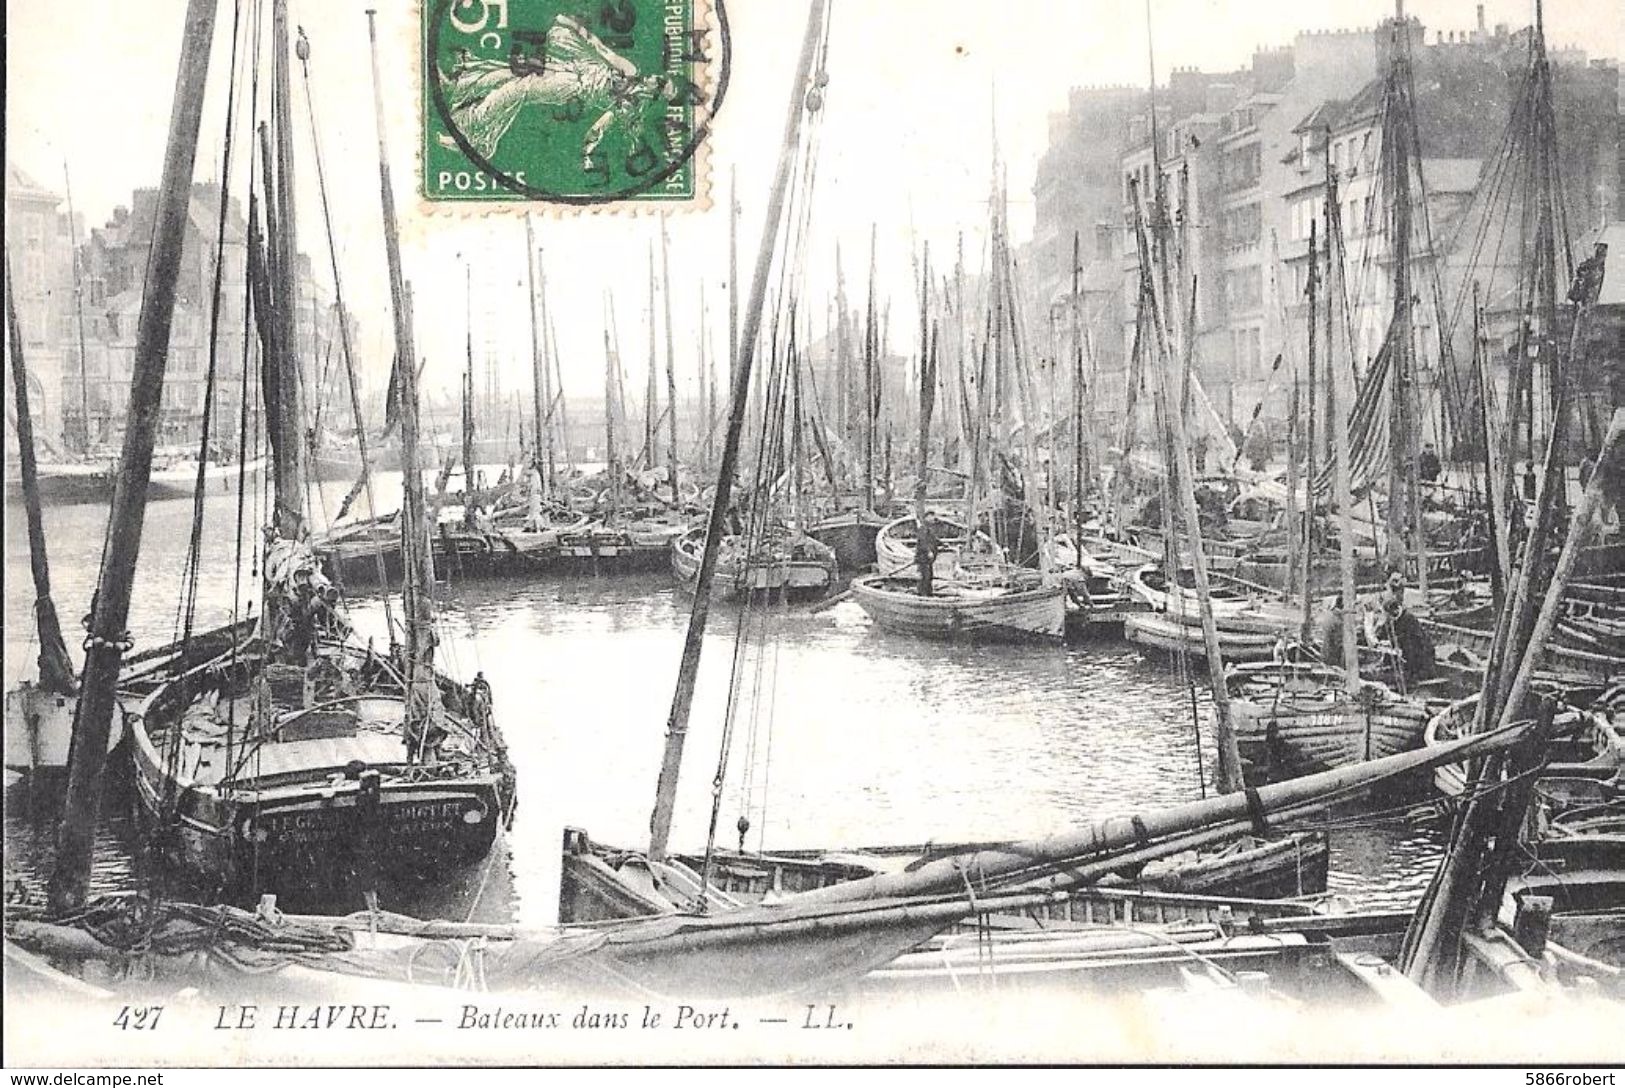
(424, 0, 731, 205)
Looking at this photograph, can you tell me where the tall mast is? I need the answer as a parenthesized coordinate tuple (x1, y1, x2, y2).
(648, 0, 828, 862)
(548, 310, 571, 471)
(696, 283, 709, 469)
(269, 0, 304, 538)
(1382, 6, 1426, 597)
(366, 9, 436, 714)
(50, 0, 218, 914)
(62, 167, 94, 453)
(661, 214, 680, 502)
(1473, 282, 1511, 602)
(1326, 148, 1361, 690)
(646, 245, 658, 471)
(864, 225, 878, 510)
(914, 247, 936, 595)
(6, 256, 76, 695)
(1071, 231, 1086, 566)
(603, 307, 621, 516)
(525, 215, 553, 493)
(1301, 218, 1319, 641)
(728, 164, 740, 431)
(1133, 179, 1243, 793)
(463, 265, 477, 527)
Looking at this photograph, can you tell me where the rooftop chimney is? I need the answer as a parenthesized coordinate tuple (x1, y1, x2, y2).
(1476, 4, 1485, 33)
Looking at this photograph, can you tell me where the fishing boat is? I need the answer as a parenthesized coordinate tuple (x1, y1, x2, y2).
(1226, 660, 1430, 779)
(1421, 616, 1623, 686)
(1122, 563, 1296, 661)
(1123, 612, 1280, 663)
(671, 525, 839, 602)
(874, 512, 999, 579)
(808, 503, 889, 571)
(1424, 689, 1624, 800)
(851, 569, 1066, 642)
(1125, 563, 1293, 631)
(128, 9, 517, 905)
(688, 833, 1330, 905)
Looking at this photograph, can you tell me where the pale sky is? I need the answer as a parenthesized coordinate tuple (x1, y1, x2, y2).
(6, 0, 1618, 412)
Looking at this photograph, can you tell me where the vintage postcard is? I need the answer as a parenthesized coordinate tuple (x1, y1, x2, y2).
(3, 0, 1623, 1072)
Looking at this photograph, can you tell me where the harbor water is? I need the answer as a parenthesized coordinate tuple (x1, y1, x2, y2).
(3, 470, 1446, 925)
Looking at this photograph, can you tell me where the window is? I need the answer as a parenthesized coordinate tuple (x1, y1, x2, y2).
(1223, 203, 1262, 250)
(1231, 326, 1263, 377)
(1223, 144, 1262, 191)
(1095, 223, 1114, 261)
(1226, 267, 1263, 312)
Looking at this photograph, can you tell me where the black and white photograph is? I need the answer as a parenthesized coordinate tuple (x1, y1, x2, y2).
(3, 0, 1622, 1069)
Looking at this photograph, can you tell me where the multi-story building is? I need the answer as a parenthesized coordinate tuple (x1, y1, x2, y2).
(5, 164, 79, 454)
(1277, 14, 1619, 452)
(77, 182, 344, 450)
(1029, 11, 1618, 447)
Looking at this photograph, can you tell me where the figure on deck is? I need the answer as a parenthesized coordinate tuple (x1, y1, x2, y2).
(1364, 568, 1436, 689)
(1418, 441, 1441, 485)
(1568, 242, 1608, 306)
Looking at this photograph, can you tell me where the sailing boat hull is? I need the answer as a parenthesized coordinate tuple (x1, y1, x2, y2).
(130, 725, 509, 902)
(1123, 612, 1279, 662)
(808, 509, 886, 571)
(852, 574, 1065, 642)
(671, 528, 840, 601)
(2, 684, 110, 774)
(1229, 691, 1429, 780)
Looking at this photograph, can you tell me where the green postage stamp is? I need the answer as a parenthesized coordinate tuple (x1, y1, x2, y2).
(422, 0, 724, 208)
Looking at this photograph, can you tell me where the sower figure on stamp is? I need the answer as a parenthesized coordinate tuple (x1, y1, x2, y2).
(438, 13, 675, 170)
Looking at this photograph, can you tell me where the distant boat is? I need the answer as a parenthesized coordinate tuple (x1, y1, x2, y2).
(851, 570, 1066, 642)
(808, 504, 888, 572)
(671, 525, 839, 602)
(9, 454, 266, 504)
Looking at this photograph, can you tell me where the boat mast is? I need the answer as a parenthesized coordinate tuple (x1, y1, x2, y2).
(6, 256, 76, 696)
(661, 214, 680, 503)
(603, 315, 620, 516)
(62, 167, 94, 453)
(648, 0, 828, 863)
(645, 246, 659, 472)
(727, 166, 739, 471)
(864, 226, 878, 512)
(1326, 159, 1362, 689)
(366, 9, 437, 724)
(1133, 177, 1243, 793)
(1300, 218, 1319, 642)
(49, 0, 218, 914)
(1071, 231, 1086, 566)
(1381, 5, 1427, 597)
(914, 247, 936, 595)
(463, 266, 477, 527)
(525, 215, 553, 494)
(1472, 282, 1511, 602)
(269, 0, 304, 540)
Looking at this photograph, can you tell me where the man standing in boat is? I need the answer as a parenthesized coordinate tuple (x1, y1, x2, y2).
(914, 515, 939, 597)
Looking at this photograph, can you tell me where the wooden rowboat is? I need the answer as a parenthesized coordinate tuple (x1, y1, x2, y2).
(874, 513, 1000, 579)
(1123, 612, 1280, 663)
(1226, 662, 1430, 779)
(850, 572, 1066, 642)
(1421, 617, 1624, 686)
(808, 506, 888, 571)
(670, 526, 840, 602)
(1423, 690, 1624, 799)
